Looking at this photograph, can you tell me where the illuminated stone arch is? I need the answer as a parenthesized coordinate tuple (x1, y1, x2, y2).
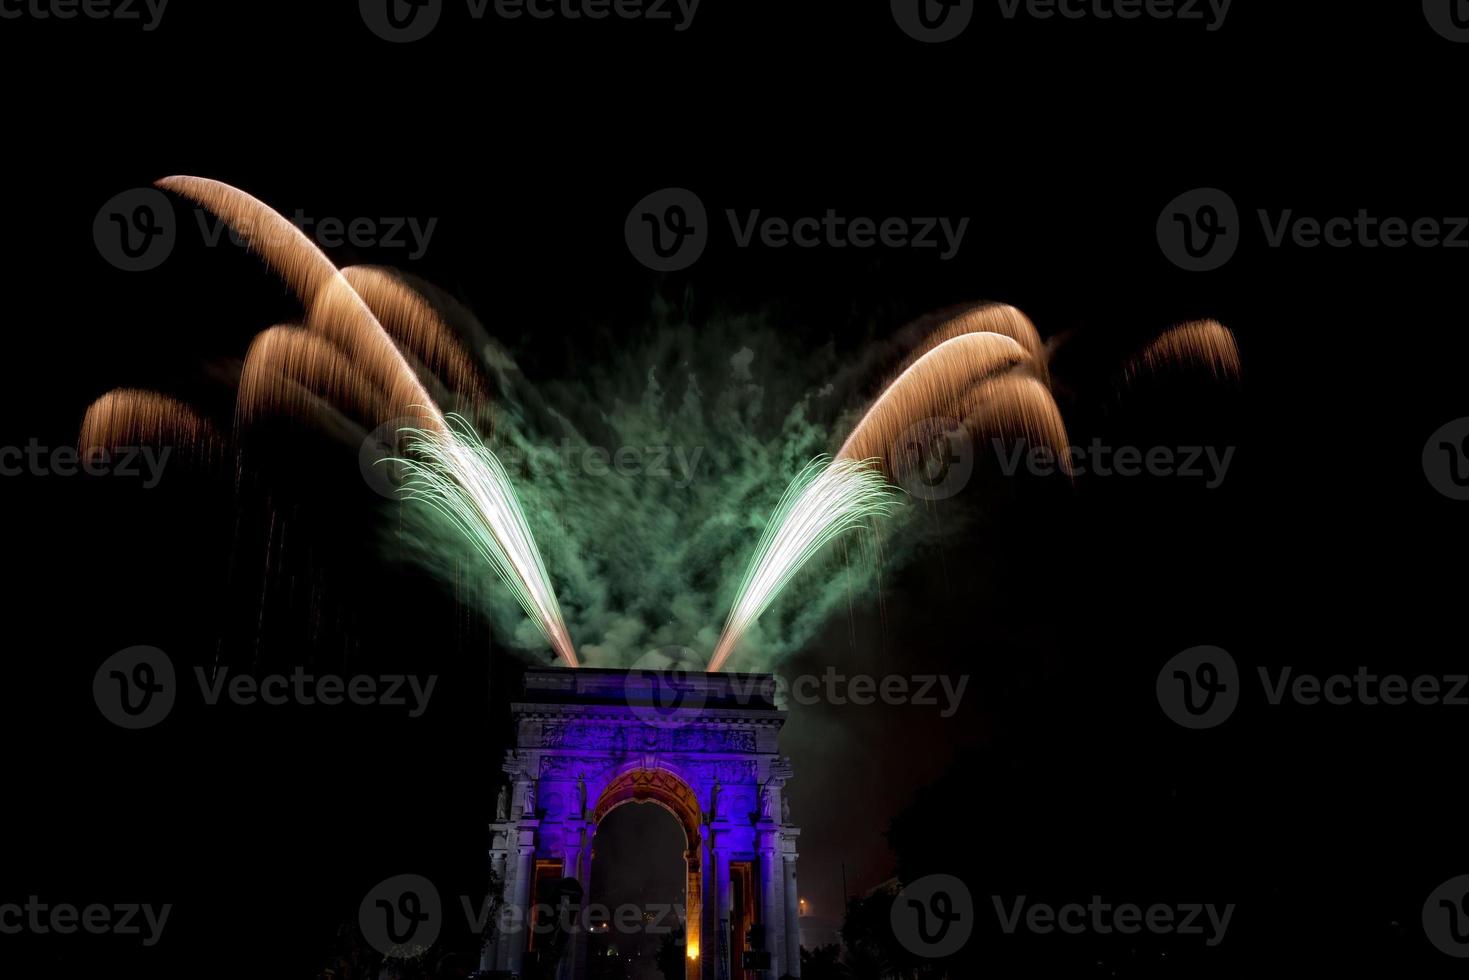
(483, 668, 803, 980)
(593, 764, 704, 845)
(592, 764, 706, 977)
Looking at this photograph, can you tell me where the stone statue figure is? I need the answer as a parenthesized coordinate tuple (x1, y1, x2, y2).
(523, 779, 537, 817)
(782, 792, 791, 823)
(576, 774, 587, 817)
(496, 784, 509, 820)
(709, 779, 722, 821)
(755, 779, 774, 822)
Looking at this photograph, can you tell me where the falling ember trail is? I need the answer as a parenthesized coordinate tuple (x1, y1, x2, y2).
(396, 417, 579, 668)
(836, 331, 1037, 475)
(707, 457, 896, 672)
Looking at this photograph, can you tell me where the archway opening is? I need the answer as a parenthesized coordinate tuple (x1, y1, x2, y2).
(589, 801, 686, 980)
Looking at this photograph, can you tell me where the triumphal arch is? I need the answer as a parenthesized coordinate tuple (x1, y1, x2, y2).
(482, 667, 802, 980)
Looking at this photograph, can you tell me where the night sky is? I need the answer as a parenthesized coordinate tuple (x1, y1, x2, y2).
(3, 2, 1467, 977)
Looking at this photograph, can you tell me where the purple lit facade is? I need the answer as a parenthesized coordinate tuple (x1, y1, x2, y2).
(483, 668, 802, 980)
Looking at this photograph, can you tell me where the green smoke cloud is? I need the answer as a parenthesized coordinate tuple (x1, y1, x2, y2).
(386, 294, 937, 671)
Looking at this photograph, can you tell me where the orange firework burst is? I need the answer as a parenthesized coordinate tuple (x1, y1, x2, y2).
(84, 177, 579, 668)
(80, 389, 224, 465)
(708, 304, 1240, 670)
(1123, 319, 1241, 384)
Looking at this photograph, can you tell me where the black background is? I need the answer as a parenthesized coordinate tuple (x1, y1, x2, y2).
(2, 0, 1465, 976)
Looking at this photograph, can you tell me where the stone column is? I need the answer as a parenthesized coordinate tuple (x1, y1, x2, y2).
(507, 831, 536, 976)
(684, 841, 702, 980)
(577, 825, 594, 980)
(783, 854, 801, 977)
(481, 828, 511, 972)
(563, 831, 586, 980)
(701, 832, 718, 980)
(758, 830, 781, 979)
(714, 838, 732, 980)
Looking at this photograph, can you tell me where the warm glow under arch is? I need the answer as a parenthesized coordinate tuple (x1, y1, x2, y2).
(592, 766, 705, 976)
